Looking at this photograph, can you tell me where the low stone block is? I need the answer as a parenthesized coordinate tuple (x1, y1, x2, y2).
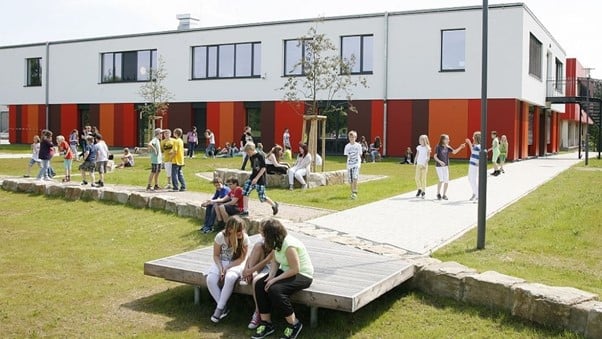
(45, 184, 65, 197)
(128, 192, 150, 209)
(177, 202, 203, 219)
(165, 200, 178, 214)
(17, 181, 36, 193)
(1, 179, 18, 192)
(307, 173, 326, 188)
(102, 189, 130, 205)
(569, 300, 599, 335)
(33, 182, 47, 195)
(412, 261, 477, 301)
(511, 283, 598, 329)
(586, 302, 602, 339)
(149, 195, 170, 210)
(463, 271, 526, 312)
(80, 187, 103, 201)
(64, 186, 83, 200)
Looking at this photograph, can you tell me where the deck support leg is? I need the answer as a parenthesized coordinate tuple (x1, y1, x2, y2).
(310, 306, 318, 328)
(194, 286, 201, 305)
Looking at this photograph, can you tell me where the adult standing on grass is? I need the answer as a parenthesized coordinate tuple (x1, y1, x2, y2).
(252, 218, 313, 339)
(499, 134, 508, 173)
(465, 131, 481, 201)
(241, 143, 279, 217)
(414, 134, 431, 199)
(186, 126, 198, 158)
(171, 128, 186, 191)
(200, 178, 231, 234)
(36, 129, 54, 181)
(160, 129, 174, 189)
(344, 130, 362, 200)
(56, 135, 74, 183)
(206, 215, 249, 323)
(93, 134, 109, 187)
(433, 134, 465, 200)
(146, 128, 162, 191)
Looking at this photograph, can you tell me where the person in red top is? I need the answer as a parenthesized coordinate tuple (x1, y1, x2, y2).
(56, 135, 74, 182)
(214, 177, 244, 231)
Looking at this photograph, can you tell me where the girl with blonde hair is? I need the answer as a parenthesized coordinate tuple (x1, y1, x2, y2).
(414, 134, 431, 199)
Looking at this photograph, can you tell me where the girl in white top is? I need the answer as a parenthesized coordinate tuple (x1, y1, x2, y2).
(414, 134, 431, 199)
(207, 215, 249, 323)
(287, 143, 312, 190)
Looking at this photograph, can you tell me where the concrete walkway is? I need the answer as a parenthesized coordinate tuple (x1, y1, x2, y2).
(307, 152, 585, 256)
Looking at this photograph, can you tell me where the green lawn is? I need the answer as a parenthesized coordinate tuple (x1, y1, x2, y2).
(435, 159, 602, 296)
(0, 153, 468, 211)
(0, 191, 578, 338)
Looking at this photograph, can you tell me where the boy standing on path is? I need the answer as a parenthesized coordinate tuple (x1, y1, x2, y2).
(146, 128, 162, 191)
(344, 130, 363, 200)
(171, 128, 187, 191)
(241, 143, 279, 216)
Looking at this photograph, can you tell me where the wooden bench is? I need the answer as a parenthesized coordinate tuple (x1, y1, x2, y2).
(144, 232, 414, 327)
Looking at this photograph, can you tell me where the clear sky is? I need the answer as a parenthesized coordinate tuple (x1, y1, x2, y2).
(1, 0, 600, 77)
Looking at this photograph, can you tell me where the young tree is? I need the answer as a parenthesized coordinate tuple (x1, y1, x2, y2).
(138, 56, 173, 145)
(281, 21, 367, 171)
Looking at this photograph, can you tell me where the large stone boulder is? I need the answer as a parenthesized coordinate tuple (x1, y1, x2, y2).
(32, 182, 47, 195)
(102, 189, 129, 205)
(80, 187, 103, 201)
(463, 271, 526, 312)
(177, 202, 203, 219)
(412, 261, 477, 301)
(149, 195, 171, 210)
(584, 301, 602, 339)
(17, 181, 36, 193)
(511, 283, 598, 329)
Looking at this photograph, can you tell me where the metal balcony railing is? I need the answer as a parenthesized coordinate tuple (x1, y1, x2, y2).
(546, 77, 601, 99)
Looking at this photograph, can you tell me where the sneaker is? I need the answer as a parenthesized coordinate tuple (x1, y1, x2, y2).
(210, 307, 230, 323)
(248, 311, 261, 330)
(415, 189, 422, 197)
(272, 202, 279, 216)
(469, 194, 476, 201)
(239, 211, 249, 217)
(351, 192, 357, 200)
(437, 193, 442, 200)
(501, 169, 505, 173)
(99, 181, 104, 187)
(81, 181, 88, 185)
(23, 175, 30, 178)
(442, 195, 448, 200)
(281, 321, 303, 339)
(252, 322, 275, 339)
(153, 185, 160, 191)
(91, 183, 98, 187)
(301, 184, 307, 190)
(289, 185, 294, 191)
(146, 185, 152, 191)
(179, 187, 186, 192)
(421, 191, 425, 199)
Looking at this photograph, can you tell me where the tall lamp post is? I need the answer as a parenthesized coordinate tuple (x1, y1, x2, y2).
(477, 0, 489, 249)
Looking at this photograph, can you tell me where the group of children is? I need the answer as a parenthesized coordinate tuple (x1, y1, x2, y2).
(411, 130, 509, 202)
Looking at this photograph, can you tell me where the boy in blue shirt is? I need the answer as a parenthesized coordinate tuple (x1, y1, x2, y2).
(200, 178, 231, 233)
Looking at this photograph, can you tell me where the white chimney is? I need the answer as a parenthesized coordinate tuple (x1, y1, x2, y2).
(176, 14, 199, 30)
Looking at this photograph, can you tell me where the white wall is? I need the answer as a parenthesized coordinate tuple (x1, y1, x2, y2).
(0, 4, 567, 108)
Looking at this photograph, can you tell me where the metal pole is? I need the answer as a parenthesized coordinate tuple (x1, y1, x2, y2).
(585, 75, 590, 165)
(578, 103, 583, 159)
(477, 0, 488, 250)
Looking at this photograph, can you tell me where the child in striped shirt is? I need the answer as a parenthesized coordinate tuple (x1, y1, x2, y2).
(465, 131, 481, 201)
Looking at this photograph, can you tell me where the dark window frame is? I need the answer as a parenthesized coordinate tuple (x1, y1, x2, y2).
(340, 34, 374, 75)
(440, 28, 466, 72)
(528, 33, 543, 79)
(283, 38, 311, 76)
(555, 58, 564, 91)
(100, 49, 157, 83)
(26, 57, 42, 87)
(191, 41, 261, 80)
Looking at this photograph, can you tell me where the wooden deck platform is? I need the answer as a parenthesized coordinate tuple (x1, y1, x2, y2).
(144, 232, 414, 327)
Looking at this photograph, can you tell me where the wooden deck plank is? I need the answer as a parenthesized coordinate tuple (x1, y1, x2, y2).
(144, 232, 414, 313)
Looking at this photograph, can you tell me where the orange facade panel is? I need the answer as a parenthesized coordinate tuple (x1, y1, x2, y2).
(99, 104, 115, 145)
(428, 99, 469, 158)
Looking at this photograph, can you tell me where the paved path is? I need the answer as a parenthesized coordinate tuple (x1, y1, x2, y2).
(306, 153, 585, 256)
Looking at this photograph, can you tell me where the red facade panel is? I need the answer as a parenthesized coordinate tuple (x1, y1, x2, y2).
(274, 101, 304, 147)
(385, 100, 413, 157)
(60, 104, 79, 138)
(370, 100, 384, 151)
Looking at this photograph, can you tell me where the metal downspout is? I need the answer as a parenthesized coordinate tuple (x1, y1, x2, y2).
(382, 12, 389, 156)
(45, 41, 50, 129)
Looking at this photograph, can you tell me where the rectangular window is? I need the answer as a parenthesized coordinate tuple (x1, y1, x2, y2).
(529, 33, 542, 78)
(555, 58, 563, 91)
(441, 29, 466, 71)
(284, 39, 309, 76)
(26, 57, 42, 86)
(192, 42, 261, 79)
(341, 35, 374, 74)
(101, 49, 156, 83)
(246, 102, 262, 143)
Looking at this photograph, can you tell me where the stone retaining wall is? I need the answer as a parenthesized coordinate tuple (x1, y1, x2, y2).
(410, 258, 602, 338)
(213, 168, 346, 188)
(1, 178, 261, 235)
